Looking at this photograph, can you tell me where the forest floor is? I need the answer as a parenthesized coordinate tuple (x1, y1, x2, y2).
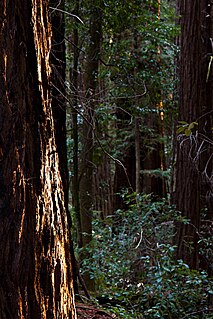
(76, 303, 116, 319)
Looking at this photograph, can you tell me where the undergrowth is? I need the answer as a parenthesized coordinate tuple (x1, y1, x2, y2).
(77, 193, 213, 319)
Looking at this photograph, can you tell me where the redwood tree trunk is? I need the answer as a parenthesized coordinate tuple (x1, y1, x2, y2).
(50, 0, 69, 209)
(0, 1, 76, 318)
(70, 0, 82, 248)
(79, 0, 102, 290)
(173, 0, 213, 270)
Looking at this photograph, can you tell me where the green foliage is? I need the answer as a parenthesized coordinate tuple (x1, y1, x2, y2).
(101, 0, 178, 103)
(65, 0, 179, 185)
(97, 0, 179, 166)
(176, 121, 198, 137)
(141, 254, 212, 318)
(78, 194, 213, 318)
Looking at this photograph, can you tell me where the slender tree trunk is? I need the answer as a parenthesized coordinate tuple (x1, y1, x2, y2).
(113, 104, 135, 212)
(141, 1, 165, 198)
(135, 117, 141, 196)
(70, 0, 82, 249)
(141, 113, 164, 197)
(93, 154, 114, 218)
(79, 0, 102, 290)
(80, 4, 102, 248)
(0, 1, 76, 317)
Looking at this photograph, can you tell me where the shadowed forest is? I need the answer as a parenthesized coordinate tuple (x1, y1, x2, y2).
(0, 0, 212, 318)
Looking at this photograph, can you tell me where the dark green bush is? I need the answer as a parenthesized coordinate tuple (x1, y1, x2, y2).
(78, 194, 213, 318)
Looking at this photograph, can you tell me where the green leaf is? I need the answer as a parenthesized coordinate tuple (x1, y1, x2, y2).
(184, 128, 191, 137)
(188, 122, 198, 130)
(176, 126, 185, 134)
(178, 121, 188, 125)
(188, 123, 194, 130)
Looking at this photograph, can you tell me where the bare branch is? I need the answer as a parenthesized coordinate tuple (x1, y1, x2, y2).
(49, 6, 84, 24)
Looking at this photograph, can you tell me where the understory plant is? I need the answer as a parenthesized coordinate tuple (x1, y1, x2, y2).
(78, 193, 213, 318)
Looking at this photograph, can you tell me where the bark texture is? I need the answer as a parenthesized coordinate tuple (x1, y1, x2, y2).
(173, 1, 213, 269)
(79, 1, 102, 247)
(0, 0, 76, 318)
(70, 0, 81, 248)
(50, 0, 68, 209)
(78, 0, 102, 290)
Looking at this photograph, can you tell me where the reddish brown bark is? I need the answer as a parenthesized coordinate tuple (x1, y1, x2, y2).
(0, 0, 76, 317)
(173, 1, 213, 270)
(79, 1, 103, 249)
(78, 0, 103, 290)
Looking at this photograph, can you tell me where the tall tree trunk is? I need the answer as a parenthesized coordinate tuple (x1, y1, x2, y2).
(79, 0, 102, 290)
(141, 0, 166, 198)
(135, 118, 141, 196)
(93, 154, 114, 218)
(50, 0, 78, 293)
(50, 0, 68, 209)
(70, 0, 82, 249)
(173, 0, 213, 270)
(141, 113, 164, 197)
(0, 1, 76, 317)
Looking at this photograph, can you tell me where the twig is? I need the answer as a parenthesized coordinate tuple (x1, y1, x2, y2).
(181, 308, 213, 319)
(76, 304, 94, 309)
(135, 228, 143, 249)
(51, 82, 134, 190)
(92, 310, 115, 319)
(49, 6, 84, 24)
(74, 258, 91, 300)
(76, 304, 115, 319)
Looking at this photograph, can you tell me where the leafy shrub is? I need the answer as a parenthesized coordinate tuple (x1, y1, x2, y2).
(78, 193, 213, 318)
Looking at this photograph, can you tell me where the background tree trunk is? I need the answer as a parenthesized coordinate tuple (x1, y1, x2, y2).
(78, 0, 102, 290)
(50, 0, 79, 294)
(173, 0, 213, 270)
(50, 0, 69, 209)
(0, 1, 76, 317)
(70, 0, 82, 249)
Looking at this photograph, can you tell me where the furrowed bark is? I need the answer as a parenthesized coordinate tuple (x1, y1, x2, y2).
(0, 1, 76, 317)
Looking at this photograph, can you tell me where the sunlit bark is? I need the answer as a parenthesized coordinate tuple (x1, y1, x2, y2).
(0, 0, 76, 317)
